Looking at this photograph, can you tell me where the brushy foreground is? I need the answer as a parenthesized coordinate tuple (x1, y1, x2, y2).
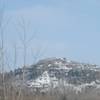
(0, 84, 100, 100)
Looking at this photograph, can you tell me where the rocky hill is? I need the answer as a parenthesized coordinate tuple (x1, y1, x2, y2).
(11, 57, 100, 93)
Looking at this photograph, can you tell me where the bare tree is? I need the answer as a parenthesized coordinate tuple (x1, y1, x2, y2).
(0, 6, 6, 100)
(0, 3, 11, 99)
(14, 17, 38, 100)
(17, 18, 36, 81)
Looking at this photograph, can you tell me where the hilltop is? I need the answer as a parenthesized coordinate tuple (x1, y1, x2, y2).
(10, 57, 100, 94)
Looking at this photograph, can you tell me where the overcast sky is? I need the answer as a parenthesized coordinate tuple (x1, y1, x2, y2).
(0, 0, 100, 69)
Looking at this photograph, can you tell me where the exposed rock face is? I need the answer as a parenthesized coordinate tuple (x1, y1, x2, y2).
(11, 57, 100, 93)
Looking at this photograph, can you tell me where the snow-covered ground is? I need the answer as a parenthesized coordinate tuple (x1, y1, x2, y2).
(26, 70, 100, 94)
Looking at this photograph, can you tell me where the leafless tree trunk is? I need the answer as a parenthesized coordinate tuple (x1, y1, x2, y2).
(0, 7, 6, 100)
(16, 18, 37, 100)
